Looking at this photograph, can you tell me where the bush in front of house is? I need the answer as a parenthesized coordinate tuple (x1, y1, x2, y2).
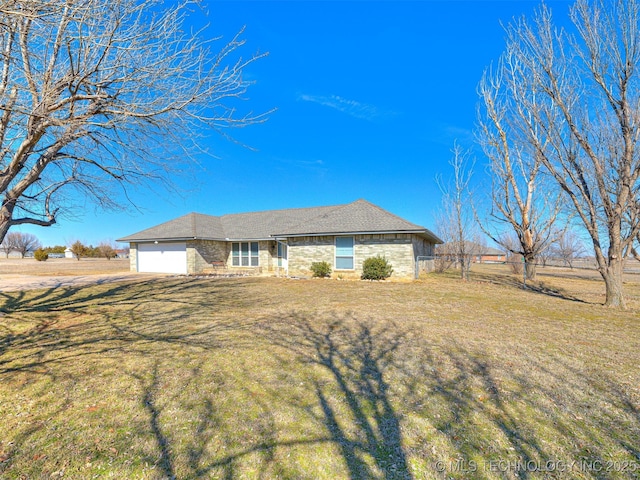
(34, 249, 49, 261)
(310, 261, 332, 278)
(361, 255, 393, 280)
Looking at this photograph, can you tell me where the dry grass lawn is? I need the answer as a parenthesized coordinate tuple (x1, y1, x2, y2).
(0, 257, 130, 276)
(0, 265, 639, 479)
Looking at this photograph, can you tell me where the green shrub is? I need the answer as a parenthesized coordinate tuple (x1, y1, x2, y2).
(310, 261, 332, 278)
(361, 255, 393, 280)
(34, 249, 49, 262)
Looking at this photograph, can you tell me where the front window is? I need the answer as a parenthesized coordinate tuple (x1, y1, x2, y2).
(335, 236, 354, 269)
(277, 241, 288, 267)
(232, 242, 259, 266)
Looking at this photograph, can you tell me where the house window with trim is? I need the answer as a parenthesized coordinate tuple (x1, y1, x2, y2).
(335, 236, 354, 269)
(232, 242, 259, 266)
(277, 241, 287, 267)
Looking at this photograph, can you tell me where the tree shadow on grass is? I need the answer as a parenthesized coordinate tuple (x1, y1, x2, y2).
(261, 312, 640, 479)
(134, 362, 177, 479)
(128, 357, 335, 480)
(1, 279, 639, 479)
(0, 278, 330, 478)
(0, 277, 263, 376)
(396, 337, 640, 479)
(261, 313, 413, 480)
(470, 269, 590, 304)
(116, 312, 416, 480)
(0, 276, 258, 315)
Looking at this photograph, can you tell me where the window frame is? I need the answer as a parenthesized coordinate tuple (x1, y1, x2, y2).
(277, 241, 288, 267)
(335, 236, 355, 270)
(231, 242, 259, 267)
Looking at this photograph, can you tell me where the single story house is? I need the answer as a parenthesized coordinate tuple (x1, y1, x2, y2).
(117, 199, 442, 279)
(475, 245, 507, 263)
(436, 241, 506, 264)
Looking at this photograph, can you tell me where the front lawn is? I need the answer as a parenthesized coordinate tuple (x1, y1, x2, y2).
(1, 268, 639, 479)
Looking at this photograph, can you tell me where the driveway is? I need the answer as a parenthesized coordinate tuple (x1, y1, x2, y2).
(0, 272, 161, 292)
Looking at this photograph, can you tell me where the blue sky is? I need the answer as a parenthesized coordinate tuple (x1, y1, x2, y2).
(21, 0, 572, 248)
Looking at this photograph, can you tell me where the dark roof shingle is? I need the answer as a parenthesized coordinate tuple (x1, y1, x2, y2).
(117, 199, 442, 243)
(274, 199, 428, 236)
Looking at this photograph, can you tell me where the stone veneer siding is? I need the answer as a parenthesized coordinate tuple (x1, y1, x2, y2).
(188, 240, 229, 273)
(129, 243, 137, 272)
(129, 235, 435, 277)
(286, 233, 428, 279)
(286, 236, 335, 277)
(189, 239, 276, 274)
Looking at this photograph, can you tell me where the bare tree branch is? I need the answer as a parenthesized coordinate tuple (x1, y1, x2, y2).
(435, 142, 480, 280)
(476, 50, 564, 281)
(0, 0, 270, 241)
(479, 0, 640, 307)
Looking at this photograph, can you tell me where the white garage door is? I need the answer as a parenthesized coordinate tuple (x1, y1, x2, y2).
(137, 242, 187, 274)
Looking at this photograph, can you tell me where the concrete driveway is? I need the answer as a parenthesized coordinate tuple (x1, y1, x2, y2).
(0, 272, 160, 292)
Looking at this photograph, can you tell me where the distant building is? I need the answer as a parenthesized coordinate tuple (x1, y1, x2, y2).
(436, 241, 506, 264)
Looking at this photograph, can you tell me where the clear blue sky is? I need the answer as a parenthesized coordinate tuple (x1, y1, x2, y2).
(20, 0, 572, 248)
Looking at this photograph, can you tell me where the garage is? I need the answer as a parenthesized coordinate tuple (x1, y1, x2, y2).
(137, 242, 187, 274)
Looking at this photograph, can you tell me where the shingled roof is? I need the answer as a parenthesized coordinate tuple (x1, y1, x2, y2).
(117, 199, 442, 243)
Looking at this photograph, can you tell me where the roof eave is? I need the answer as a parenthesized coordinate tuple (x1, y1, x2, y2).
(224, 237, 273, 242)
(117, 236, 271, 243)
(273, 229, 442, 241)
(117, 236, 228, 243)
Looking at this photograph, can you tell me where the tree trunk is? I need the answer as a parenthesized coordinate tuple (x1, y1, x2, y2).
(524, 254, 537, 281)
(461, 256, 471, 281)
(602, 258, 626, 308)
(0, 210, 11, 245)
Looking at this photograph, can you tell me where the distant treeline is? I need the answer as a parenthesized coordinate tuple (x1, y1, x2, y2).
(41, 242, 120, 259)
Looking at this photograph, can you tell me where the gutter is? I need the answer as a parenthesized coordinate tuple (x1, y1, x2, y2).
(272, 230, 444, 243)
(116, 236, 273, 243)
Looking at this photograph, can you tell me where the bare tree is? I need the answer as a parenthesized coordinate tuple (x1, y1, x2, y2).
(436, 142, 479, 280)
(432, 243, 455, 273)
(537, 241, 553, 268)
(97, 241, 117, 260)
(477, 49, 563, 282)
(0, 232, 18, 257)
(498, 231, 525, 275)
(634, 233, 640, 262)
(12, 232, 41, 258)
(482, 0, 640, 307)
(550, 230, 587, 269)
(0, 0, 268, 244)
